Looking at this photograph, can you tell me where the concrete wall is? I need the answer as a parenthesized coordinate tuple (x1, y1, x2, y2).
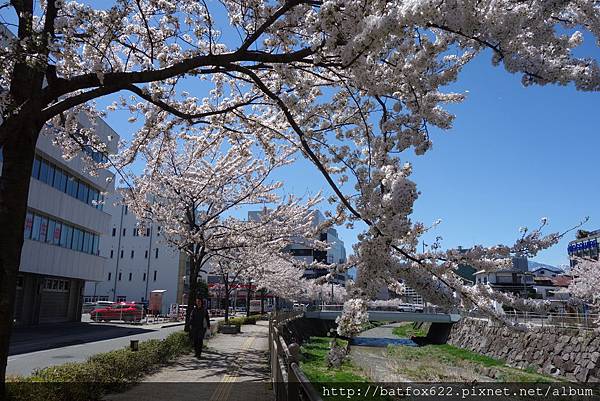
(448, 318, 600, 382)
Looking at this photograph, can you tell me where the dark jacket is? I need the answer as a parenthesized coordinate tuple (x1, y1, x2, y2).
(190, 306, 210, 335)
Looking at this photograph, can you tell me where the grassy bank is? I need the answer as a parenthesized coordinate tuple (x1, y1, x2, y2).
(391, 322, 428, 338)
(300, 337, 392, 401)
(6, 331, 193, 401)
(387, 343, 560, 382)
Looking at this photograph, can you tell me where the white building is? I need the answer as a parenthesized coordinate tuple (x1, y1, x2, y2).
(531, 266, 563, 278)
(83, 190, 191, 312)
(474, 269, 535, 297)
(2, 116, 119, 326)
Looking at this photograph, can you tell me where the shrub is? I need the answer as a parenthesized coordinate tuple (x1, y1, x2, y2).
(7, 331, 192, 401)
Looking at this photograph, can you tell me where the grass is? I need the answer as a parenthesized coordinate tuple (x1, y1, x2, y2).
(391, 322, 428, 338)
(300, 337, 392, 401)
(387, 343, 560, 382)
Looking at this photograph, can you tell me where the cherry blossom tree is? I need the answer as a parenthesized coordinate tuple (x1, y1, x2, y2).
(568, 257, 600, 329)
(124, 134, 316, 329)
(0, 0, 599, 388)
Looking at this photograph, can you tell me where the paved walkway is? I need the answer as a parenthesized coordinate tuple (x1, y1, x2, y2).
(106, 321, 274, 401)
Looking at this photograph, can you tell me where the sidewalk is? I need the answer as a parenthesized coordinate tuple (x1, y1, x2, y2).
(105, 321, 274, 401)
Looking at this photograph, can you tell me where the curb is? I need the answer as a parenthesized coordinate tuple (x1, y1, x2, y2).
(160, 322, 186, 329)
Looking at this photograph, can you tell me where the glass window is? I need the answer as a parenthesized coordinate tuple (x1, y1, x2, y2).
(32, 156, 41, 179)
(89, 188, 99, 206)
(39, 216, 48, 241)
(47, 164, 55, 186)
(52, 280, 58, 290)
(72, 228, 82, 251)
(39, 160, 49, 184)
(67, 177, 78, 198)
(24, 212, 33, 239)
(60, 224, 69, 247)
(77, 229, 85, 252)
(64, 280, 69, 291)
(92, 235, 98, 255)
(46, 219, 55, 243)
(52, 169, 63, 191)
(77, 182, 88, 203)
(53, 222, 62, 245)
(83, 232, 91, 254)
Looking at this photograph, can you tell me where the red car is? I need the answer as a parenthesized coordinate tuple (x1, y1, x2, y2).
(90, 302, 145, 322)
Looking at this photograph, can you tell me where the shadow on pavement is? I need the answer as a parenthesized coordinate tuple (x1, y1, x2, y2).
(9, 322, 156, 355)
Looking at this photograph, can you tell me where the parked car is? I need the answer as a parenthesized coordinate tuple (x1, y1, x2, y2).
(397, 304, 417, 313)
(82, 300, 114, 313)
(90, 302, 144, 322)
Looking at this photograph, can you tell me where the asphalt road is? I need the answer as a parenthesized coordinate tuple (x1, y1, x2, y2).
(6, 323, 186, 377)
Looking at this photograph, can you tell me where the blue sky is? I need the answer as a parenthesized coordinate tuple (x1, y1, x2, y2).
(2, 4, 599, 268)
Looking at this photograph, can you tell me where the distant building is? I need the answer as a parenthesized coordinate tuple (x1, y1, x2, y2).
(248, 209, 347, 285)
(3, 116, 118, 326)
(531, 266, 563, 278)
(473, 269, 535, 297)
(568, 229, 600, 267)
(533, 275, 572, 300)
(83, 190, 199, 312)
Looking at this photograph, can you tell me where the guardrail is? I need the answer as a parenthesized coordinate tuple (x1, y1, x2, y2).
(269, 311, 323, 401)
(465, 310, 599, 330)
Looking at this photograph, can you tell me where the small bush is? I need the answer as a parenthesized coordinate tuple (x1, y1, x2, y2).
(7, 331, 192, 401)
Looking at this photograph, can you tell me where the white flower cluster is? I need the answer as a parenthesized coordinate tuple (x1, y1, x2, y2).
(336, 298, 368, 337)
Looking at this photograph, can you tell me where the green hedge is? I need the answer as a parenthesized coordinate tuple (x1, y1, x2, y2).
(7, 331, 192, 401)
(219, 314, 267, 329)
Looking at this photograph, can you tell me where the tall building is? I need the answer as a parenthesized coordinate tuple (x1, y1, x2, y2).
(1, 116, 119, 326)
(83, 190, 197, 312)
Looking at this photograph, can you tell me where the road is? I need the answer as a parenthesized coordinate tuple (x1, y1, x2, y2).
(7, 323, 185, 377)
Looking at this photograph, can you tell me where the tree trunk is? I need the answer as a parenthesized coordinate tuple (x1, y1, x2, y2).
(0, 115, 41, 395)
(246, 284, 252, 318)
(223, 276, 230, 324)
(260, 289, 265, 315)
(185, 256, 199, 332)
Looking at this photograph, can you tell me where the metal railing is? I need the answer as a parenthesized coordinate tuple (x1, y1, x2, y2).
(466, 310, 599, 330)
(269, 311, 323, 401)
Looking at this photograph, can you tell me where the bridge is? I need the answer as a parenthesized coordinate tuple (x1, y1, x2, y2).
(301, 305, 461, 344)
(304, 310, 461, 323)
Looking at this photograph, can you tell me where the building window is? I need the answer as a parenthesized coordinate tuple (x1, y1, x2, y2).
(110, 250, 114, 259)
(153, 270, 157, 281)
(122, 228, 126, 236)
(120, 250, 124, 258)
(157, 226, 161, 237)
(24, 212, 33, 239)
(22, 210, 99, 255)
(130, 250, 134, 258)
(155, 248, 159, 258)
(146, 228, 151, 236)
(116, 296, 126, 302)
(118, 272, 122, 281)
(108, 272, 112, 281)
(42, 278, 69, 292)
(112, 228, 116, 237)
(31, 154, 104, 209)
(142, 273, 146, 281)
(145, 250, 148, 259)
(124, 205, 128, 215)
(128, 272, 132, 281)
(133, 228, 139, 237)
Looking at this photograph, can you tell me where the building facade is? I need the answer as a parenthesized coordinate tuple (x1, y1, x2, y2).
(83, 190, 189, 313)
(568, 229, 600, 267)
(1, 116, 118, 326)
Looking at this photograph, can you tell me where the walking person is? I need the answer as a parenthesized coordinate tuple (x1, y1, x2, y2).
(189, 297, 210, 358)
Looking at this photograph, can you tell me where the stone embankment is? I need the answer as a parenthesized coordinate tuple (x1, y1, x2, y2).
(448, 318, 600, 382)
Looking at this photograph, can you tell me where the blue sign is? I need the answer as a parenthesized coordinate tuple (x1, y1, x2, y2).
(568, 239, 598, 254)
